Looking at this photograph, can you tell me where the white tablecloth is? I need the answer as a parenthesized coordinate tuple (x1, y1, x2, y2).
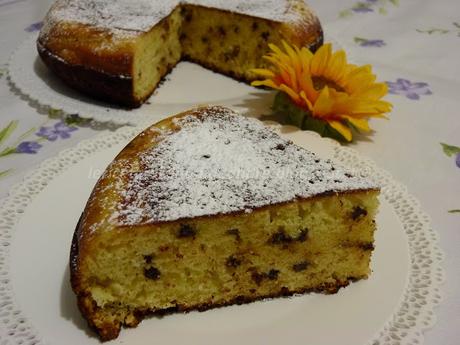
(0, 0, 458, 343)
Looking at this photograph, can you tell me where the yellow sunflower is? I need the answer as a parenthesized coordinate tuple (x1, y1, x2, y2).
(251, 42, 392, 141)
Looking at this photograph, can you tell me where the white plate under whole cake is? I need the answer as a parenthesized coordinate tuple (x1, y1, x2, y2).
(8, 33, 274, 126)
(0, 123, 443, 345)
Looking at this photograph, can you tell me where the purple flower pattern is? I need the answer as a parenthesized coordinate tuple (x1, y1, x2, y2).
(386, 79, 432, 100)
(456, 153, 460, 168)
(354, 37, 386, 47)
(352, 5, 374, 13)
(340, 0, 398, 18)
(24, 21, 43, 33)
(36, 121, 78, 141)
(16, 141, 42, 154)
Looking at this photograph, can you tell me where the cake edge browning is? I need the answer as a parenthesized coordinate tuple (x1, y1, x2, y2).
(37, 41, 162, 109)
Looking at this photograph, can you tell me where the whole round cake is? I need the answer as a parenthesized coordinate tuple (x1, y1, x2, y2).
(37, 0, 323, 108)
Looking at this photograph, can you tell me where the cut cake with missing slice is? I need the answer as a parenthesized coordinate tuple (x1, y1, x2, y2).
(71, 105, 380, 341)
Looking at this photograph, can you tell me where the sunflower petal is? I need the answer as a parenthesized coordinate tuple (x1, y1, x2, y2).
(311, 43, 332, 75)
(251, 68, 275, 78)
(342, 115, 371, 132)
(354, 82, 388, 99)
(279, 84, 301, 103)
(299, 90, 313, 110)
(251, 79, 281, 89)
(324, 50, 347, 81)
(312, 87, 335, 117)
(329, 121, 353, 141)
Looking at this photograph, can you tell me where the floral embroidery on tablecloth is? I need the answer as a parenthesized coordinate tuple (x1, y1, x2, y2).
(24, 21, 43, 32)
(416, 22, 460, 37)
(36, 122, 78, 141)
(339, 0, 399, 18)
(354, 37, 386, 47)
(0, 65, 6, 79)
(386, 79, 432, 100)
(0, 110, 89, 179)
(440, 143, 459, 213)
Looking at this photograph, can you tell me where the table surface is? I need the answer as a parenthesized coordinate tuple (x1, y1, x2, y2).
(0, 0, 458, 344)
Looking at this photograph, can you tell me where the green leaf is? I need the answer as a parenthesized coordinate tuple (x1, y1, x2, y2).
(354, 37, 366, 44)
(452, 22, 460, 29)
(0, 146, 17, 158)
(0, 169, 12, 179)
(440, 143, 460, 157)
(48, 108, 63, 119)
(273, 92, 306, 127)
(0, 121, 18, 147)
(389, 0, 400, 6)
(448, 209, 460, 214)
(17, 127, 36, 142)
(339, 9, 352, 18)
(64, 114, 91, 126)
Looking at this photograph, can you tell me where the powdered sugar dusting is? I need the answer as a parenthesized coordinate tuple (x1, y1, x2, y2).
(114, 107, 378, 225)
(41, 0, 315, 40)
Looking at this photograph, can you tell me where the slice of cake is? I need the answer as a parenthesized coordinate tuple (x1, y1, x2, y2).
(71, 106, 379, 340)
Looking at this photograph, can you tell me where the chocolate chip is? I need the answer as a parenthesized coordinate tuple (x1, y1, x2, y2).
(274, 143, 285, 150)
(267, 269, 280, 280)
(143, 254, 153, 264)
(292, 261, 310, 272)
(178, 224, 197, 238)
(217, 26, 226, 37)
(201, 36, 209, 43)
(226, 228, 241, 241)
(252, 22, 259, 31)
(261, 31, 270, 41)
(269, 230, 293, 244)
(251, 269, 279, 284)
(226, 255, 242, 268)
(359, 242, 374, 250)
(202, 154, 211, 159)
(251, 271, 264, 285)
(351, 206, 367, 220)
(144, 267, 161, 280)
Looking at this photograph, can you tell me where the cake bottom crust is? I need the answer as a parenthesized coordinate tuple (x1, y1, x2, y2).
(77, 273, 362, 342)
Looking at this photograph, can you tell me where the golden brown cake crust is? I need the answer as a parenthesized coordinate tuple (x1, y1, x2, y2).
(38, 1, 323, 107)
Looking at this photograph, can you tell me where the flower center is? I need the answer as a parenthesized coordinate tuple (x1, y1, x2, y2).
(312, 77, 345, 93)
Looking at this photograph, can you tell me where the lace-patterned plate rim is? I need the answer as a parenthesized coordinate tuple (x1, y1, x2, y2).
(0, 124, 443, 345)
(7, 30, 343, 127)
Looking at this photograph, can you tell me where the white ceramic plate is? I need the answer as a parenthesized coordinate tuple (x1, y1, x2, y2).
(6, 127, 411, 345)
